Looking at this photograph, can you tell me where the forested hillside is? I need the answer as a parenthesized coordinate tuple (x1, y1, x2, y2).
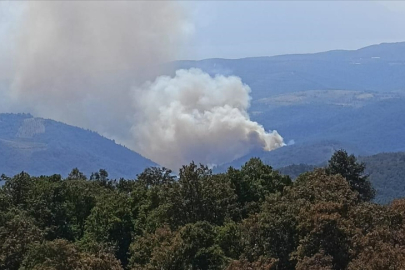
(276, 151, 405, 204)
(215, 140, 365, 171)
(1, 151, 404, 270)
(0, 113, 156, 178)
(361, 152, 405, 204)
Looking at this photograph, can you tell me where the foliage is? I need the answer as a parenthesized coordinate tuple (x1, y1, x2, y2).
(0, 151, 405, 269)
(326, 150, 375, 202)
(0, 209, 43, 270)
(278, 151, 405, 204)
(19, 239, 123, 270)
(361, 151, 405, 203)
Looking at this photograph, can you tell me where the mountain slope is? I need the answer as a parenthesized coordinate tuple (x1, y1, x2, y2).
(253, 97, 405, 154)
(173, 42, 405, 167)
(0, 113, 157, 178)
(214, 140, 367, 173)
(173, 42, 405, 99)
(272, 152, 405, 204)
(361, 152, 405, 204)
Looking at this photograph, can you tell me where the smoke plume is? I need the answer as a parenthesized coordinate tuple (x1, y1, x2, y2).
(1, 2, 284, 169)
(6, 1, 187, 139)
(132, 69, 284, 169)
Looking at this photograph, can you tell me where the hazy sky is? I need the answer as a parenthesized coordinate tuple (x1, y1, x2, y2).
(1, 1, 405, 60)
(182, 1, 405, 59)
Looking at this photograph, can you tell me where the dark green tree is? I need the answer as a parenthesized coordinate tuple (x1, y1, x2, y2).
(1, 172, 32, 206)
(83, 191, 133, 267)
(167, 162, 237, 227)
(20, 239, 123, 270)
(327, 150, 375, 201)
(137, 167, 175, 187)
(25, 175, 72, 240)
(90, 169, 115, 189)
(130, 221, 226, 270)
(67, 168, 87, 180)
(62, 179, 99, 239)
(0, 210, 43, 270)
(227, 158, 292, 217)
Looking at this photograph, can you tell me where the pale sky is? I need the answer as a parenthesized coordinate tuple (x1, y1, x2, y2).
(1, 1, 405, 60)
(182, 1, 405, 59)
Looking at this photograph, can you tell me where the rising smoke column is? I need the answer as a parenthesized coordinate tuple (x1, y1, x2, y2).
(6, 1, 188, 140)
(2, 2, 284, 169)
(132, 69, 284, 169)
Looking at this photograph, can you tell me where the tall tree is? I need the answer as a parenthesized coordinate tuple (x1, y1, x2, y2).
(1, 172, 33, 206)
(67, 168, 87, 180)
(0, 210, 43, 270)
(83, 191, 133, 267)
(327, 150, 375, 201)
(227, 158, 292, 217)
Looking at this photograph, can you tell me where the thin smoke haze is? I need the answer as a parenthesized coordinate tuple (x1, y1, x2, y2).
(0, 1, 284, 169)
(6, 1, 187, 140)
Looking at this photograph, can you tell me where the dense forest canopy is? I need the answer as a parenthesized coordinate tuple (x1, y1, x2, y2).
(1, 150, 404, 270)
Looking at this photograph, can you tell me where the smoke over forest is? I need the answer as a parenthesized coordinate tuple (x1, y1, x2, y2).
(0, 1, 283, 168)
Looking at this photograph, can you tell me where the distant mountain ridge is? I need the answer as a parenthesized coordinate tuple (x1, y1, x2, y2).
(214, 140, 366, 173)
(173, 42, 405, 99)
(173, 42, 405, 170)
(0, 113, 157, 178)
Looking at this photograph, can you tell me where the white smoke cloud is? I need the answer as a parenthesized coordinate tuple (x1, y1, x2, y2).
(4, 1, 187, 140)
(131, 69, 284, 169)
(1, 2, 283, 169)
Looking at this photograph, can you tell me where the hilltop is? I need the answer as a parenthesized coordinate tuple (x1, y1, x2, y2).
(0, 113, 156, 178)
